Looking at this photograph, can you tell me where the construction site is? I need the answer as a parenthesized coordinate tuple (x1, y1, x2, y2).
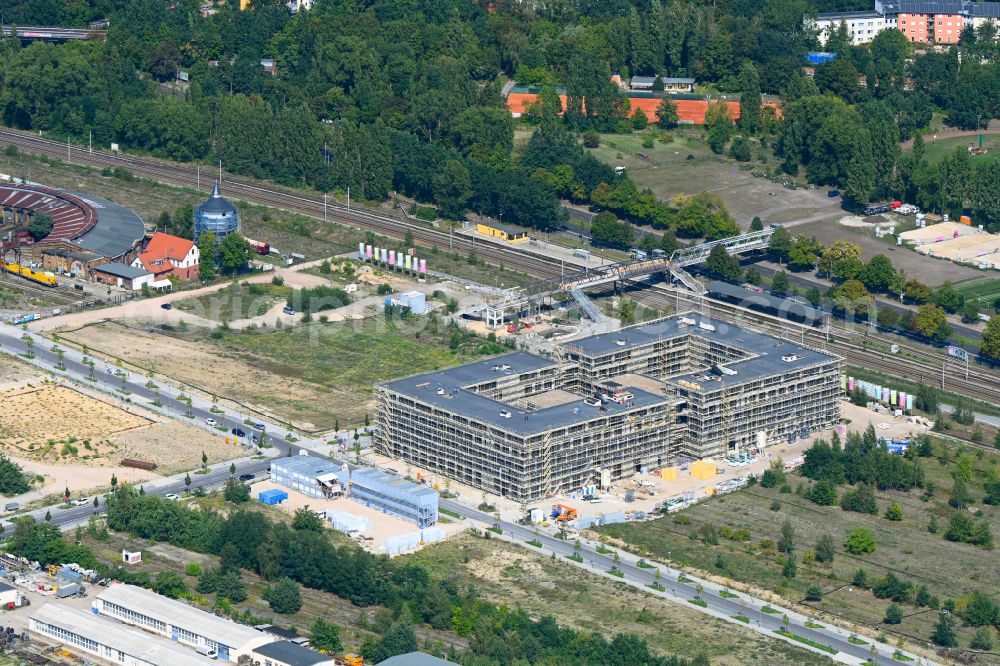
(375, 313, 842, 501)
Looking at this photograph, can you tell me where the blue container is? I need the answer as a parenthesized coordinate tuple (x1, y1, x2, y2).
(258, 489, 288, 505)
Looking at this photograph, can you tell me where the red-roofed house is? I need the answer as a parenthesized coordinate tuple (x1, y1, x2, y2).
(131, 232, 200, 281)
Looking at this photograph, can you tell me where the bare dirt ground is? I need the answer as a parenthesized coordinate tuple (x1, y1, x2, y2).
(0, 384, 148, 460)
(791, 213, 984, 285)
(0, 354, 46, 390)
(58, 320, 331, 430)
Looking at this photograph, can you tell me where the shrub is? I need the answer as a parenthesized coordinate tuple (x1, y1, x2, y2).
(883, 603, 903, 625)
(884, 502, 904, 521)
(805, 585, 823, 601)
(844, 528, 876, 555)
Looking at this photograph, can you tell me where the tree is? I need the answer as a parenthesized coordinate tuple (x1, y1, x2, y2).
(913, 304, 951, 342)
(982, 316, 1000, 361)
(844, 528, 876, 555)
(27, 212, 54, 241)
(750, 216, 763, 231)
(971, 626, 994, 651)
(884, 603, 903, 625)
(788, 236, 823, 271)
(0, 454, 29, 495)
(884, 502, 904, 521)
(223, 478, 250, 504)
(655, 97, 678, 128)
(818, 240, 863, 280)
(782, 556, 797, 579)
(364, 623, 418, 663)
(198, 231, 218, 281)
(292, 506, 325, 532)
(760, 460, 786, 488)
(815, 534, 836, 564)
(931, 611, 957, 647)
(264, 577, 302, 614)
(834, 279, 872, 316)
(311, 618, 343, 653)
(841, 485, 878, 514)
(705, 102, 734, 154)
(808, 479, 838, 506)
(949, 477, 972, 508)
(705, 244, 741, 281)
(771, 270, 790, 296)
(153, 571, 188, 599)
(432, 159, 473, 220)
(218, 234, 253, 276)
(859, 255, 895, 293)
(728, 136, 752, 162)
(805, 585, 823, 601)
(778, 519, 795, 554)
(738, 60, 762, 134)
(590, 212, 633, 248)
(961, 592, 999, 627)
(933, 282, 963, 314)
(877, 307, 900, 329)
(768, 226, 792, 263)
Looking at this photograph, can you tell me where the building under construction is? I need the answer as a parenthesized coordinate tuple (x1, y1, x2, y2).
(375, 314, 841, 501)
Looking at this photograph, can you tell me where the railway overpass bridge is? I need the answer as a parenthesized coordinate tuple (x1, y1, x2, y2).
(476, 229, 773, 326)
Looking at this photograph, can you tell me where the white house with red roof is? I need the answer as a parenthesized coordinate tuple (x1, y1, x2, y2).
(131, 232, 200, 281)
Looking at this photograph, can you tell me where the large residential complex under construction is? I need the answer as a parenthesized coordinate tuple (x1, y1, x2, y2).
(375, 314, 841, 501)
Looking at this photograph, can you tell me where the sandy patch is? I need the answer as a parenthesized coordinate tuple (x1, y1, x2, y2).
(837, 215, 880, 228)
(0, 355, 47, 391)
(465, 549, 546, 585)
(109, 419, 247, 475)
(0, 384, 148, 461)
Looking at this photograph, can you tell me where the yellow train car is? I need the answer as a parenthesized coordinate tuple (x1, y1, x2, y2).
(476, 222, 528, 243)
(3, 261, 57, 287)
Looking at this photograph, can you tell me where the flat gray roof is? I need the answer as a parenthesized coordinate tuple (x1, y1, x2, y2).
(94, 262, 151, 279)
(70, 192, 145, 260)
(97, 584, 269, 650)
(817, 10, 882, 19)
(253, 640, 329, 666)
(31, 604, 218, 664)
(382, 352, 665, 437)
(271, 455, 341, 477)
(565, 314, 838, 388)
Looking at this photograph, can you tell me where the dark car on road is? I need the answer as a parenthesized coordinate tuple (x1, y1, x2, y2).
(827, 189, 840, 197)
(160, 303, 172, 310)
(231, 428, 246, 438)
(252, 422, 266, 431)
(239, 473, 255, 482)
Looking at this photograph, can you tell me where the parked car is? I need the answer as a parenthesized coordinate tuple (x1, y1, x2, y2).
(239, 473, 255, 482)
(205, 418, 218, 427)
(160, 303, 172, 310)
(73, 498, 89, 506)
(827, 189, 840, 197)
(252, 422, 266, 431)
(282, 306, 294, 315)
(164, 493, 180, 501)
(231, 428, 246, 438)
(74, 284, 84, 291)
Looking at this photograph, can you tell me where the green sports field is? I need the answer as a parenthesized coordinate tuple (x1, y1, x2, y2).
(954, 277, 1000, 310)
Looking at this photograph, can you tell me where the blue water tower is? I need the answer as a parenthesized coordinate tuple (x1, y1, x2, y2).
(193, 182, 239, 245)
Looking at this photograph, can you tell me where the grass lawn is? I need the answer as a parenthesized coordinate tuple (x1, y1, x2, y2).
(175, 281, 293, 322)
(953, 277, 1000, 312)
(914, 134, 1000, 165)
(402, 533, 831, 665)
(595, 436, 1000, 652)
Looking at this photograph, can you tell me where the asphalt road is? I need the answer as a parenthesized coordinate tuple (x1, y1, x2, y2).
(0, 323, 932, 665)
(0, 322, 283, 537)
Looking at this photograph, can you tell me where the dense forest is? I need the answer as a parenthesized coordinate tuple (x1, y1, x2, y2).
(0, 0, 998, 232)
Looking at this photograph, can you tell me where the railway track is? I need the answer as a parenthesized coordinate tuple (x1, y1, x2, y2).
(2, 127, 997, 404)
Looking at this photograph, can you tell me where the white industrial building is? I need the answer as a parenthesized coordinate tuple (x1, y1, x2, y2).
(28, 603, 219, 666)
(810, 10, 892, 45)
(93, 584, 275, 662)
